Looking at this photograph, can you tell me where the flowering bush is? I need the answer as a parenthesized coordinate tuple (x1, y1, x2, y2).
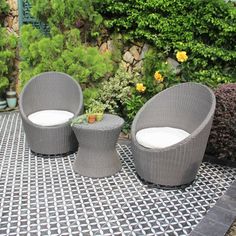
(136, 83, 146, 93)
(176, 51, 188, 63)
(87, 65, 140, 114)
(154, 71, 164, 83)
(123, 48, 188, 129)
(134, 48, 186, 99)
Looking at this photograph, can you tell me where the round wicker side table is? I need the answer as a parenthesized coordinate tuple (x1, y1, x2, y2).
(72, 114, 124, 178)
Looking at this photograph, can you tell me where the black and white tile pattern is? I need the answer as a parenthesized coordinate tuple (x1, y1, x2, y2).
(0, 112, 235, 236)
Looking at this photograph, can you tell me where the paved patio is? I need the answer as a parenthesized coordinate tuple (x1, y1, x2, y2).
(0, 112, 235, 235)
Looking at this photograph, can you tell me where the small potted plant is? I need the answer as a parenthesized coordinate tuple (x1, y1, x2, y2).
(93, 102, 105, 121)
(86, 101, 105, 123)
(87, 113, 96, 124)
(86, 107, 97, 124)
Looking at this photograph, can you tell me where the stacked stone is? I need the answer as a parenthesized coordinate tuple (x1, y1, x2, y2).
(4, 0, 19, 34)
(122, 43, 149, 72)
(99, 40, 149, 72)
(4, 0, 19, 92)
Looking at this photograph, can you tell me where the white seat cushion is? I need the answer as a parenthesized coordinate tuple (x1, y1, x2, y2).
(28, 110, 74, 127)
(136, 127, 190, 149)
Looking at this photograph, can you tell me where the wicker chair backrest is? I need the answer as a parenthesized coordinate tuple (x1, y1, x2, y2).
(133, 82, 215, 133)
(20, 72, 83, 116)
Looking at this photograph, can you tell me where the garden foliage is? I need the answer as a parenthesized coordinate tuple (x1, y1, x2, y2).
(206, 83, 236, 161)
(19, 25, 113, 89)
(19, 0, 236, 133)
(121, 47, 187, 127)
(86, 66, 143, 131)
(98, 0, 236, 86)
(0, 0, 9, 18)
(0, 0, 17, 97)
(29, 0, 103, 39)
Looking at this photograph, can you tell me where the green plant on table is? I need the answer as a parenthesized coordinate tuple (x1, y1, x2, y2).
(86, 100, 106, 121)
(87, 100, 105, 113)
(70, 114, 88, 126)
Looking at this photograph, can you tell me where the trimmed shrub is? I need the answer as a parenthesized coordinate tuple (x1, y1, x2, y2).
(206, 83, 236, 161)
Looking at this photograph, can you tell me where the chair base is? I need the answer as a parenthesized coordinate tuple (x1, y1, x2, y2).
(31, 150, 75, 158)
(137, 174, 195, 190)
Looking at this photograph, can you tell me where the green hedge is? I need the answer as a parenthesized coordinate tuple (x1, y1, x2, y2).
(97, 0, 236, 86)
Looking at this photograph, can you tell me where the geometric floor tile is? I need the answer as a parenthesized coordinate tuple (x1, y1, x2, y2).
(0, 112, 235, 236)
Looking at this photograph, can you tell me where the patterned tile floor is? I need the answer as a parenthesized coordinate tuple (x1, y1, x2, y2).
(0, 112, 235, 236)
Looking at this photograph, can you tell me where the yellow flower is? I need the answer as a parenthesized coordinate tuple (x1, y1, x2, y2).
(136, 83, 146, 93)
(176, 51, 188, 62)
(154, 71, 164, 82)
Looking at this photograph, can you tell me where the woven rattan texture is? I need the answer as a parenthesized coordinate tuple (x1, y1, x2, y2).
(0, 112, 235, 236)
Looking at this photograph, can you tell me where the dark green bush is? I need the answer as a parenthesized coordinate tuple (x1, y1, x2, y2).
(97, 0, 236, 87)
(206, 83, 236, 161)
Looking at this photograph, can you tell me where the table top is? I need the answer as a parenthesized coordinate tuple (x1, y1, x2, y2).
(73, 114, 124, 131)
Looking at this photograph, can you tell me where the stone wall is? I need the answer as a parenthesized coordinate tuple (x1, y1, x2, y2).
(99, 39, 149, 73)
(4, 0, 19, 92)
(4, 0, 19, 34)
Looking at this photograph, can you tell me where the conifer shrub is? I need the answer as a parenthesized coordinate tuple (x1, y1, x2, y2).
(19, 25, 113, 89)
(206, 83, 236, 161)
(29, 0, 103, 39)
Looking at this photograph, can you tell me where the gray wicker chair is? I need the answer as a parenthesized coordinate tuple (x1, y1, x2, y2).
(131, 82, 216, 187)
(19, 72, 83, 155)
